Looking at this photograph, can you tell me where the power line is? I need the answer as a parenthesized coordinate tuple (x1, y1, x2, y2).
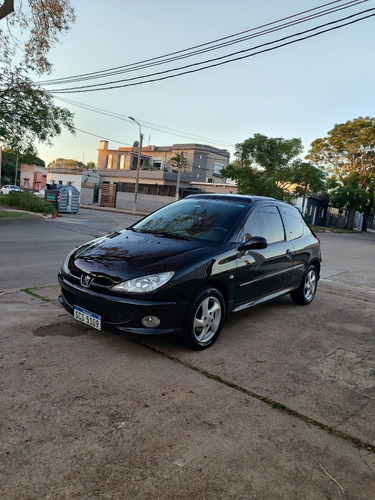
(47, 9, 375, 94)
(73, 127, 133, 146)
(37, 0, 366, 86)
(54, 96, 235, 148)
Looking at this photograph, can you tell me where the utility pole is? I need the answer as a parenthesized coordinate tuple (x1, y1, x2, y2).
(175, 152, 184, 200)
(129, 116, 143, 213)
(15, 152, 19, 185)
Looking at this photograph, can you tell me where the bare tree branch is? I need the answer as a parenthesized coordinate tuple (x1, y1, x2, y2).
(0, 0, 15, 21)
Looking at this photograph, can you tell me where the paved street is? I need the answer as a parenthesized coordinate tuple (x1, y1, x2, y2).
(1, 208, 374, 499)
(0, 208, 141, 290)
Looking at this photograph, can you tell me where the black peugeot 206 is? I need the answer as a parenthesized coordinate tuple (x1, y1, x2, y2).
(58, 194, 321, 350)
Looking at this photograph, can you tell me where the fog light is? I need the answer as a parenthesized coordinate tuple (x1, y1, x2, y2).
(142, 316, 160, 328)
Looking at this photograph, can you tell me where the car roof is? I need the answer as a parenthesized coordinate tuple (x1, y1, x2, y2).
(185, 193, 276, 205)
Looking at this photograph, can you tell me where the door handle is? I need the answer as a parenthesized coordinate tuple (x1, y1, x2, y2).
(286, 249, 292, 259)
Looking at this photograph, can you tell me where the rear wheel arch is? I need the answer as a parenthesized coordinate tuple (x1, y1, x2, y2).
(291, 263, 318, 305)
(309, 259, 321, 279)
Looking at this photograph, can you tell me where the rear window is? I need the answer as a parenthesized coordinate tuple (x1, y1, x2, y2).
(281, 206, 305, 240)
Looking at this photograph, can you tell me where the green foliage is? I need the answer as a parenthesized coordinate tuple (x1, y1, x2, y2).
(0, 210, 26, 218)
(326, 173, 367, 209)
(0, 71, 75, 154)
(235, 133, 303, 176)
(221, 134, 325, 203)
(307, 116, 375, 230)
(48, 158, 84, 169)
(0, 1, 75, 154)
(0, 191, 57, 214)
(85, 161, 97, 171)
(1, 148, 45, 184)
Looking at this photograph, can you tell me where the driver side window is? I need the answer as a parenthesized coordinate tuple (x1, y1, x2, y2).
(243, 206, 285, 244)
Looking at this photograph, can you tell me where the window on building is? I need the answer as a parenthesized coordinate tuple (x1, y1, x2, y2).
(214, 162, 224, 175)
(59, 181, 63, 185)
(319, 207, 325, 218)
(67, 181, 72, 186)
(306, 205, 312, 216)
(120, 155, 125, 169)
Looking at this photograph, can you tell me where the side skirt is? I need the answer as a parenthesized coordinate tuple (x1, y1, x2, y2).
(232, 287, 296, 313)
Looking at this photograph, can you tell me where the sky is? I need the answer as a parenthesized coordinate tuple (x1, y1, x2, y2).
(32, 0, 375, 166)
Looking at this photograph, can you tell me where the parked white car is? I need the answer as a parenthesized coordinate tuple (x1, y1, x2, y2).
(33, 188, 46, 198)
(0, 185, 23, 194)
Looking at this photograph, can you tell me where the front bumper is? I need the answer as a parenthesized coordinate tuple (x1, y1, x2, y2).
(58, 273, 186, 335)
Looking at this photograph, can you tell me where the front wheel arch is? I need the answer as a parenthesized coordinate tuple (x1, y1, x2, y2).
(182, 287, 225, 350)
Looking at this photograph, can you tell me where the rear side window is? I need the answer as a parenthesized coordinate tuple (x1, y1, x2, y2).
(243, 206, 285, 244)
(281, 206, 305, 240)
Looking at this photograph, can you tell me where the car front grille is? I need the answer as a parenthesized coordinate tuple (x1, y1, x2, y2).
(62, 289, 130, 323)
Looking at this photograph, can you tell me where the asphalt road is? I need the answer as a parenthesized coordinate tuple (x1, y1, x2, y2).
(0, 208, 141, 290)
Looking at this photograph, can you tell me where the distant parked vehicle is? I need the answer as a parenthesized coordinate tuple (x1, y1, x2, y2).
(0, 185, 23, 194)
(33, 188, 46, 198)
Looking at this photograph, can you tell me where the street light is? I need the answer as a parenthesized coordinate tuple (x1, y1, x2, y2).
(129, 116, 143, 213)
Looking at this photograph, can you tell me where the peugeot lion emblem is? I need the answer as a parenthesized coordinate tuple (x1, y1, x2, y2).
(81, 275, 93, 288)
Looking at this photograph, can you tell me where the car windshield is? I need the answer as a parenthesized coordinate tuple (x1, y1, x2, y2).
(132, 198, 246, 242)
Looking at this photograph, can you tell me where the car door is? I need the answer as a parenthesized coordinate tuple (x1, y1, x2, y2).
(234, 204, 294, 305)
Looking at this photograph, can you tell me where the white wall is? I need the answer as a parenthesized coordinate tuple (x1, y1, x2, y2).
(116, 191, 173, 213)
(47, 172, 82, 191)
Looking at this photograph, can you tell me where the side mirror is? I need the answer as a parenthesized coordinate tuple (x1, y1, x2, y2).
(238, 236, 268, 252)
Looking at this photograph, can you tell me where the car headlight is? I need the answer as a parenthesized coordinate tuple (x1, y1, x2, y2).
(111, 271, 174, 294)
(61, 249, 75, 275)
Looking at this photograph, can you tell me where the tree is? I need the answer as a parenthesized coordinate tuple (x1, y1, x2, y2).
(234, 133, 303, 176)
(291, 161, 326, 213)
(0, 1, 75, 157)
(221, 134, 324, 204)
(307, 117, 375, 231)
(48, 158, 84, 169)
(85, 161, 97, 172)
(0, 0, 75, 74)
(0, 70, 74, 154)
(1, 148, 45, 184)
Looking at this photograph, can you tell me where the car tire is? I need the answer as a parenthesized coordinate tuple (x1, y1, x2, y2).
(183, 287, 225, 350)
(290, 264, 318, 305)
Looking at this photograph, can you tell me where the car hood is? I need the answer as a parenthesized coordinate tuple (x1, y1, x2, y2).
(69, 229, 216, 281)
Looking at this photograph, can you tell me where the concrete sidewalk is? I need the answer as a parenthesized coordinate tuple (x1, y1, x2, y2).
(1, 281, 374, 499)
(80, 203, 149, 217)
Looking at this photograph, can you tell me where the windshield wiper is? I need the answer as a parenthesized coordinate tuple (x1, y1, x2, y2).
(155, 231, 190, 240)
(128, 228, 189, 240)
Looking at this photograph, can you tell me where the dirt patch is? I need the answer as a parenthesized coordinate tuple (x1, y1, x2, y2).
(33, 322, 88, 337)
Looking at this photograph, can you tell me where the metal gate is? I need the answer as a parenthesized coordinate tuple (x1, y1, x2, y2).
(100, 184, 117, 208)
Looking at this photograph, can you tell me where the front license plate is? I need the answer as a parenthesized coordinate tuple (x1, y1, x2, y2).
(73, 305, 101, 330)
